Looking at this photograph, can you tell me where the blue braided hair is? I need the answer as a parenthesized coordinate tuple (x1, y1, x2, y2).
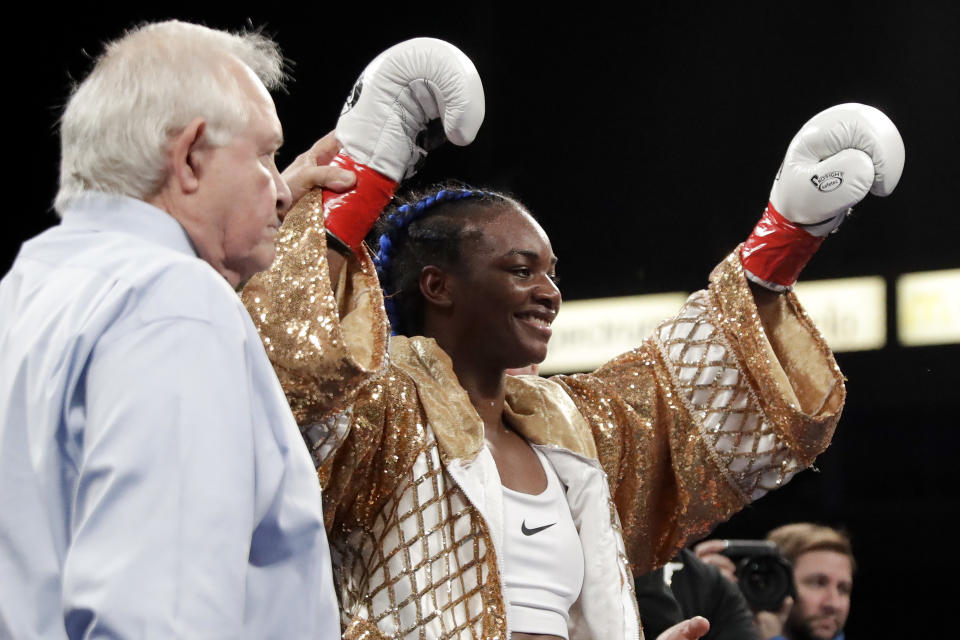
(373, 184, 514, 336)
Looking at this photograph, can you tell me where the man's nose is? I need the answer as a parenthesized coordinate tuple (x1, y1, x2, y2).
(276, 173, 293, 221)
(821, 586, 843, 611)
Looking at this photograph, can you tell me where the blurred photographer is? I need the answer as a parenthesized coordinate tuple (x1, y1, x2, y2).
(635, 548, 762, 640)
(695, 524, 854, 640)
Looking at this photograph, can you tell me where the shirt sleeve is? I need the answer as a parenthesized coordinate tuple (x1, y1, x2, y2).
(61, 315, 258, 639)
(552, 249, 845, 574)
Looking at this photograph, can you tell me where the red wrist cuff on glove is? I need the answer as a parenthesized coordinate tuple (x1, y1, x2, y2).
(740, 202, 825, 291)
(323, 152, 397, 253)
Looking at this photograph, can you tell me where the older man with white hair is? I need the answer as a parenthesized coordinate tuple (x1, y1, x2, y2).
(0, 21, 355, 638)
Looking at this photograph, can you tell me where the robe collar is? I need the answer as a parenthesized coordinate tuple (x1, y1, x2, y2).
(389, 335, 597, 463)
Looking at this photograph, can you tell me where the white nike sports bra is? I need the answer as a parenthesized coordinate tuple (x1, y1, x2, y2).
(501, 448, 585, 640)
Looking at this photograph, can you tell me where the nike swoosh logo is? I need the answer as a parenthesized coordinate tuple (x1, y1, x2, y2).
(521, 520, 557, 536)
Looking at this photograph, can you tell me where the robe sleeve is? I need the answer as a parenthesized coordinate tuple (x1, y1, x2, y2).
(241, 189, 390, 421)
(241, 191, 429, 532)
(551, 248, 845, 574)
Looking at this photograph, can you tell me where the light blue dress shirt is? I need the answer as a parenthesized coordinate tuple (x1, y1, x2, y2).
(0, 193, 339, 639)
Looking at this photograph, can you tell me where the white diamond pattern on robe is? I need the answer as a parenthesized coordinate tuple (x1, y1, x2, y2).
(655, 291, 801, 501)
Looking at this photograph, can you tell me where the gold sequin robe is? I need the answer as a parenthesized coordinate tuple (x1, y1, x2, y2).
(241, 192, 845, 640)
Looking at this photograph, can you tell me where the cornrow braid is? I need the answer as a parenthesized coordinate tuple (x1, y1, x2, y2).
(372, 183, 515, 336)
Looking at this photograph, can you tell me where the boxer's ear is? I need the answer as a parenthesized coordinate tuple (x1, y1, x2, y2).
(419, 265, 455, 309)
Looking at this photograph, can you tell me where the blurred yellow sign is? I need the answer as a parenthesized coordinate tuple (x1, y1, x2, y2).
(539, 293, 688, 374)
(897, 269, 960, 346)
(538, 271, 957, 375)
(793, 277, 887, 352)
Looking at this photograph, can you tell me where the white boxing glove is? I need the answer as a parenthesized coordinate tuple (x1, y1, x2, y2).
(771, 103, 904, 235)
(323, 38, 485, 253)
(741, 103, 905, 291)
(338, 37, 484, 181)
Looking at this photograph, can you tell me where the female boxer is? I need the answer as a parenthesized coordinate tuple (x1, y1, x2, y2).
(244, 39, 902, 640)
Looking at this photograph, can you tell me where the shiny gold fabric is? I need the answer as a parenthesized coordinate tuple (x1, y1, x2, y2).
(241, 189, 390, 420)
(552, 248, 845, 575)
(242, 200, 845, 639)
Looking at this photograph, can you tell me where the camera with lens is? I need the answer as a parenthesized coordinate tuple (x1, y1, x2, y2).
(720, 539, 795, 612)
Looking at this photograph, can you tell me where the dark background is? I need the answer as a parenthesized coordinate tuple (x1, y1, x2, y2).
(9, 4, 959, 636)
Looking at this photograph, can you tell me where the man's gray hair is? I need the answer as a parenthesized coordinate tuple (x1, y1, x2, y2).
(55, 20, 287, 213)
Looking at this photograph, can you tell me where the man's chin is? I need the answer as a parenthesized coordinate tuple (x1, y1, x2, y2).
(787, 616, 841, 640)
(806, 617, 841, 640)
(231, 253, 276, 290)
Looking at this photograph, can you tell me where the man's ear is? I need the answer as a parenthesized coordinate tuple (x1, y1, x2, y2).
(419, 265, 455, 308)
(169, 117, 207, 195)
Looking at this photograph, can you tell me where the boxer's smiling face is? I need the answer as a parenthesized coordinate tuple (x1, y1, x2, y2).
(433, 203, 560, 372)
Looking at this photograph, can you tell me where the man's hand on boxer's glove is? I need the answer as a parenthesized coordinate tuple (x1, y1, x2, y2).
(741, 103, 905, 292)
(323, 37, 485, 253)
(281, 132, 356, 210)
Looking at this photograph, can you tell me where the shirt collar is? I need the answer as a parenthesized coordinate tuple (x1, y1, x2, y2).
(60, 192, 197, 258)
